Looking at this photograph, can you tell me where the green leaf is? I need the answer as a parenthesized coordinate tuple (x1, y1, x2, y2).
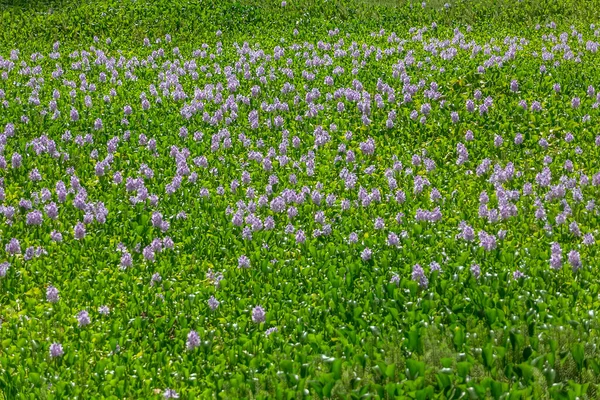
(323, 381, 334, 398)
(571, 343, 585, 371)
(482, 343, 494, 370)
(281, 360, 293, 374)
(407, 326, 421, 353)
(332, 359, 342, 380)
(406, 359, 425, 380)
(309, 381, 323, 399)
(485, 308, 497, 325)
(517, 363, 533, 383)
(436, 372, 451, 389)
(28, 372, 40, 386)
(453, 326, 465, 350)
(385, 363, 396, 379)
(490, 380, 506, 399)
(457, 362, 471, 379)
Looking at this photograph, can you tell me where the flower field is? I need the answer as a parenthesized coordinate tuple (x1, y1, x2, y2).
(2, 0, 600, 398)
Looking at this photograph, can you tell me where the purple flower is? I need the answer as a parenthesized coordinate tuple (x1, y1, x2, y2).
(265, 327, 278, 336)
(588, 85, 595, 97)
(550, 243, 562, 270)
(186, 330, 200, 350)
(519, 100, 528, 110)
(208, 296, 220, 311)
(456, 143, 469, 165)
(586, 200, 595, 211)
(569, 221, 581, 237)
(424, 158, 436, 172)
(5, 238, 21, 255)
(415, 207, 442, 223)
(390, 274, 400, 286)
(514, 133, 523, 145)
(231, 211, 243, 227)
(49, 342, 64, 358)
(29, 168, 42, 181)
(120, 252, 132, 269)
(361, 247, 372, 261)
(270, 197, 285, 213)
(19, 199, 32, 210)
(359, 137, 376, 155)
(471, 264, 481, 280)
(264, 216, 275, 230)
(77, 310, 91, 327)
(387, 232, 399, 246)
(412, 154, 421, 166)
(494, 135, 503, 147)
(163, 237, 174, 250)
(45, 203, 59, 219)
(348, 232, 358, 244)
(252, 305, 266, 323)
(341, 199, 351, 210)
(150, 272, 162, 286)
(142, 246, 155, 262)
(411, 264, 428, 288)
(98, 305, 110, 315)
(568, 250, 582, 271)
(565, 132, 574, 143)
(26, 210, 43, 225)
(457, 221, 475, 241)
(238, 255, 250, 268)
(74, 222, 86, 240)
(0, 262, 9, 278)
(466, 99, 475, 112)
(11, 153, 22, 168)
(513, 270, 525, 280)
(478, 231, 497, 251)
(46, 285, 59, 303)
(163, 389, 179, 399)
(295, 229, 306, 244)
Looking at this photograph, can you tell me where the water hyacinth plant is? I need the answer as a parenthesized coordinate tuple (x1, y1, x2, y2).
(2, 0, 600, 398)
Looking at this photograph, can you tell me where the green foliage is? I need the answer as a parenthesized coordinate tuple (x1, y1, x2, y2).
(0, 0, 600, 398)
(1, 0, 600, 51)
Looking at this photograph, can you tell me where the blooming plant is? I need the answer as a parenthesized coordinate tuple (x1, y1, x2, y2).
(1, 0, 600, 398)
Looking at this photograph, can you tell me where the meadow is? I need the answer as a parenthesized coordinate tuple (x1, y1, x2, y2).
(2, 0, 600, 398)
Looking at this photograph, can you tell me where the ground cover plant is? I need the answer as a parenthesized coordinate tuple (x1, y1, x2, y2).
(3, 0, 600, 398)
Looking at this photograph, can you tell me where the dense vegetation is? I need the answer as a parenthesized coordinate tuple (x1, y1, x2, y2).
(2, 0, 600, 398)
